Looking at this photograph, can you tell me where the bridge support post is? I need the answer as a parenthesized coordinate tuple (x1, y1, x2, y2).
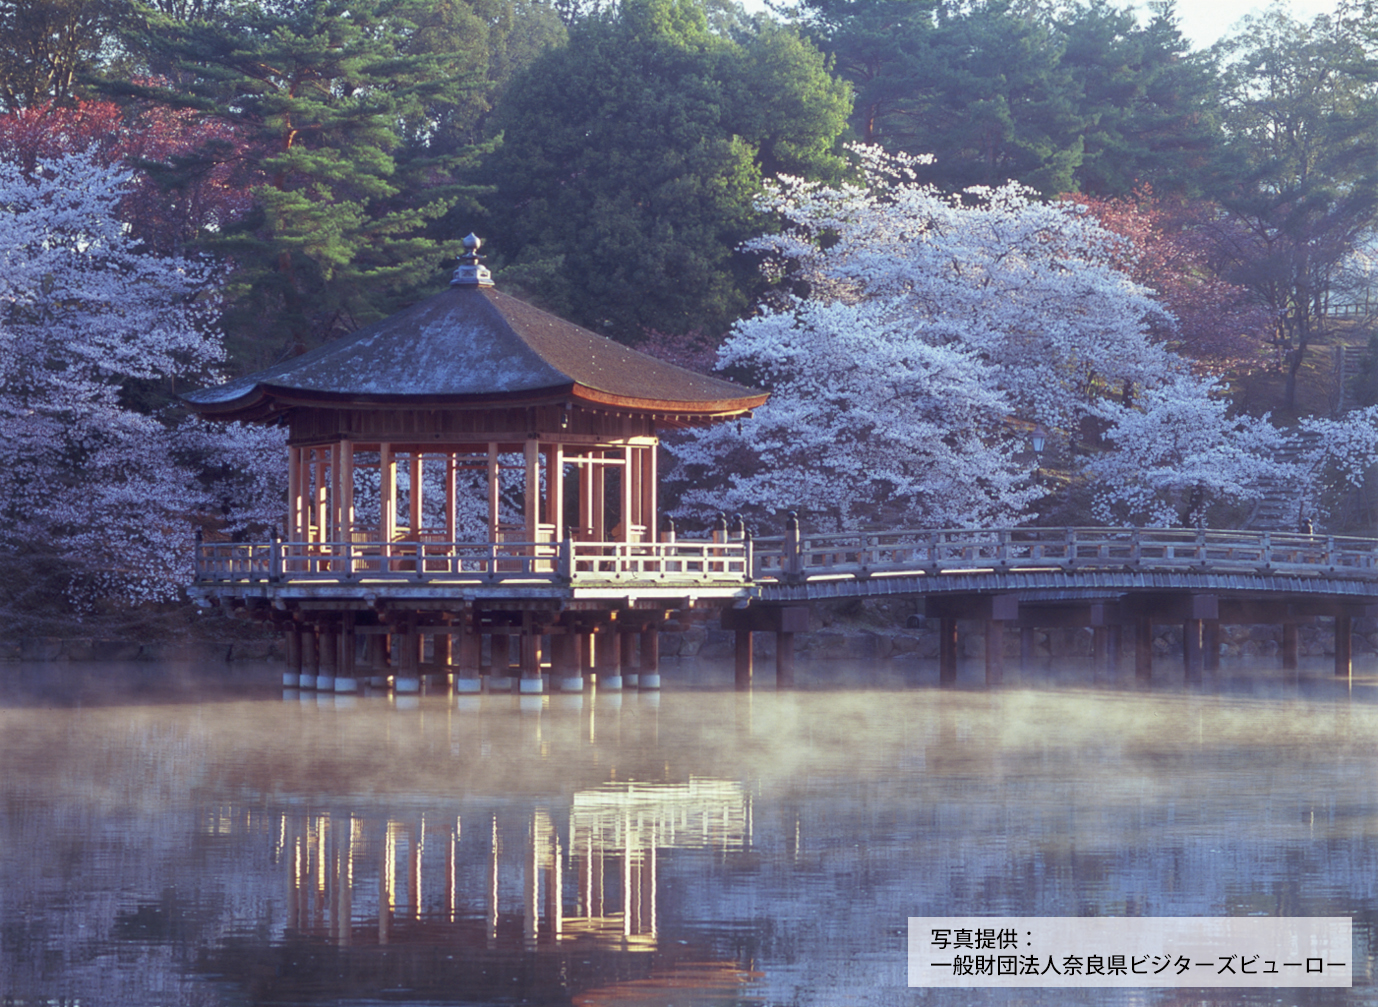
(1336, 613, 1353, 678)
(317, 620, 337, 693)
(285, 628, 303, 688)
(395, 618, 420, 693)
(640, 628, 661, 690)
(1020, 627, 1035, 668)
(455, 618, 481, 694)
(518, 632, 543, 693)
(552, 632, 583, 693)
(1135, 618, 1152, 682)
(595, 629, 621, 690)
(1282, 623, 1298, 671)
(430, 630, 452, 686)
(776, 632, 795, 689)
(620, 630, 639, 689)
(1203, 621, 1220, 672)
(939, 618, 958, 686)
(1107, 625, 1122, 672)
(984, 620, 1004, 686)
(336, 613, 358, 692)
(367, 631, 388, 689)
(302, 626, 319, 689)
(1092, 626, 1108, 675)
(1183, 619, 1203, 682)
(734, 629, 753, 691)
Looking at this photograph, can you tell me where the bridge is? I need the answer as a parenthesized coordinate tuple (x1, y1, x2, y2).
(194, 525, 1378, 691)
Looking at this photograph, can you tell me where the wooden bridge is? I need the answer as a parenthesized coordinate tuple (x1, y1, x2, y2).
(195, 525, 1378, 691)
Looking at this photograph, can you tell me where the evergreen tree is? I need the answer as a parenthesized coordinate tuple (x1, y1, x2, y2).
(481, 0, 850, 342)
(117, 0, 518, 362)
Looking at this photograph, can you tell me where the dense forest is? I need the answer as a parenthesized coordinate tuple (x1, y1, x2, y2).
(3, 0, 1378, 625)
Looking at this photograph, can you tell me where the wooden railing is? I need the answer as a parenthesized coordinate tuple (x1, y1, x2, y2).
(194, 537, 751, 587)
(751, 527, 1378, 582)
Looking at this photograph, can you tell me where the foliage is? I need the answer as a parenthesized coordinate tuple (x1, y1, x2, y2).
(482, 0, 851, 341)
(669, 147, 1182, 530)
(118, 0, 515, 358)
(0, 0, 129, 111)
(1210, 7, 1378, 410)
(1071, 187, 1273, 368)
(792, 0, 1219, 198)
(1085, 375, 1291, 526)
(0, 151, 283, 608)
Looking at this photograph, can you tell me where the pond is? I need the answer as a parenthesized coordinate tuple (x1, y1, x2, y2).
(1, 655, 1376, 1005)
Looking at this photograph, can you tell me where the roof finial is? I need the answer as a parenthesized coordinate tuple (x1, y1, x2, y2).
(451, 232, 493, 288)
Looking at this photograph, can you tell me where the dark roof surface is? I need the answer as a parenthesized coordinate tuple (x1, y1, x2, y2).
(184, 285, 766, 419)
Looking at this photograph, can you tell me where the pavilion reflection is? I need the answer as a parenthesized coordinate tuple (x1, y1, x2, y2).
(267, 777, 748, 955)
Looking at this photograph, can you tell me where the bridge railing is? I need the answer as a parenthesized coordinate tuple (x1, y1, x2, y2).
(193, 537, 750, 587)
(751, 527, 1378, 581)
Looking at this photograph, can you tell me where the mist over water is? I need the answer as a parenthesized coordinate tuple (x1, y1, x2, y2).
(2, 656, 1376, 1005)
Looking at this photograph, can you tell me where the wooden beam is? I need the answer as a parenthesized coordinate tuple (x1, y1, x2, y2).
(524, 437, 540, 544)
(487, 442, 500, 542)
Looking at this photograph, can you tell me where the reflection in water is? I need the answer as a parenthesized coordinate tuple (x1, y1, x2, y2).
(1, 658, 1377, 1005)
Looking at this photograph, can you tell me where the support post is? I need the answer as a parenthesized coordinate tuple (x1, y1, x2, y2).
(776, 631, 794, 689)
(519, 631, 543, 694)
(367, 631, 389, 689)
(284, 627, 302, 688)
(336, 613, 358, 692)
(395, 619, 420, 693)
(595, 628, 621, 690)
(1203, 621, 1220, 672)
(1019, 626, 1035, 668)
(938, 618, 957, 686)
(302, 626, 319, 690)
(1282, 622, 1299, 671)
(553, 632, 583, 693)
(620, 630, 638, 689)
(1135, 617, 1152, 682)
(984, 619, 1004, 686)
(1183, 619, 1203, 682)
(317, 622, 337, 692)
(639, 627, 661, 690)
(734, 629, 753, 691)
(454, 617, 481, 694)
(1336, 613, 1353, 678)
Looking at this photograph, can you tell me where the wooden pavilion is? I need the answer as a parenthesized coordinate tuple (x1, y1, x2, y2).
(186, 236, 766, 694)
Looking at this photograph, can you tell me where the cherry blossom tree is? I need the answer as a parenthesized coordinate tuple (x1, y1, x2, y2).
(669, 147, 1181, 531)
(0, 151, 280, 609)
(1084, 375, 1293, 527)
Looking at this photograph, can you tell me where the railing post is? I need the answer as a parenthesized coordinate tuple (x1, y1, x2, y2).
(559, 533, 573, 581)
(269, 527, 282, 583)
(745, 525, 754, 581)
(1326, 535, 1336, 568)
(1065, 527, 1076, 568)
(714, 512, 729, 544)
(414, 539, 425, 581)
(997, 528, 1009, 567)
(1195, 526, 1206, 564)
(1261, 531, 1271, 568)
(193, 527, 203, 581)
(785, 510, 802, 580)
(1130, 528, 1141, 566)
(342, 536, 353, 580)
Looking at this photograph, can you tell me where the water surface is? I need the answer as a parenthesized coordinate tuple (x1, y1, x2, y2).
(2, 656, 1376, 1005)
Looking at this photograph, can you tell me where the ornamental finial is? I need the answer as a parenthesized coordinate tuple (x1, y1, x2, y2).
(451, 232, 494, 287)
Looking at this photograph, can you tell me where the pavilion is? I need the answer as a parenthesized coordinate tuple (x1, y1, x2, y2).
(185, 236, 766, 695)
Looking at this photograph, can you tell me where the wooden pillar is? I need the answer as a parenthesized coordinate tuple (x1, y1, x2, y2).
(1203, 621, 1221, 672)
(1106, 624, 1122, 672)
(444, 451, 458, 543)
(380, 442, 396, 558)
(734, 629, 752, 690)
(552, 632, 583, 693)
(432, 630, 452, 683)
(285, 627, 303, 688)
(579, 632, 596, 685)
(336, 612, 357, 692)
(524, 438, 540, 545)
(1135, 617, 1152, 682)
(1336, 613, 1353, 678)
(591, 456, 606, 541)
(621, 445, 633, 542)
(938, 618, 957, 686)
(315, 448, 329, 544)
(395, 618, 420, 693)
(519, 628, 543, 694)
(1183, 619, 1203, 682)
(455, 617, 481, 694)
(318, 621, 337, 691)
(776, 631, 794, 689)
(550, 443, 564, 541)
(643, 444, 657, 543)
(1282, 622, 1299, 671)
(1092, 625, 1108, 674)
(578, 457, 594, 540)
(409, 452, 424, 538)
(984, 619, 1003, 686)
(302, 627, 319, 689)
(1019, 626, 1035, 668)
(487, 442, 500, 543)
(620, 630, 638, 688)
(340, 441, 355, 555)
(640, 628, 661, 690)
(287, 445, 301, 542)
(594, 628, 621, 689)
